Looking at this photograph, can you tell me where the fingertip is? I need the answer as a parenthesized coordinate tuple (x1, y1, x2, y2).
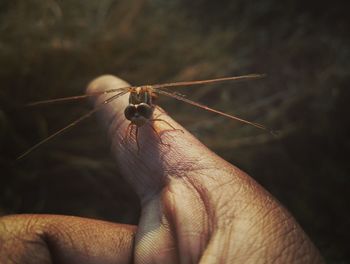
(85, 74, 130, 128)
(86, 75, 130, 97)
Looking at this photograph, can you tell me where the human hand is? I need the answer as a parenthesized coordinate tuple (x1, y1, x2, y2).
(0, 75, 324, 263)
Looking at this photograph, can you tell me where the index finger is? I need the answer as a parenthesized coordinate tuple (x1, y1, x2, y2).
(86, 76, 325, 264)
(86, 75, 233, 202)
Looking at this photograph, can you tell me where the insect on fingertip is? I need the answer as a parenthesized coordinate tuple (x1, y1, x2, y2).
(19, 74, 275, 157)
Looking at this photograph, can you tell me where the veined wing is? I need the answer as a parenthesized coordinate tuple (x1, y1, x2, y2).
(156, 89, 277, 135)
(26, 74, 264, 106)
(17, 90, 129, 160)
(26, 87, 130, 106)
(151, 74, 265, 90)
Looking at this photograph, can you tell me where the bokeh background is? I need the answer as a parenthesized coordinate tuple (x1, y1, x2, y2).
(1, 0, 349, 262)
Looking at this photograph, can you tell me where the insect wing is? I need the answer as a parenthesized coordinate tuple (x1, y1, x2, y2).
(156, 89, 275, 134)
(26, 87, 130, 107)
(17, 90, 129, 160)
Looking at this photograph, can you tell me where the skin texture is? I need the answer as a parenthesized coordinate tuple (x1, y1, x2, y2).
(0, 75, 324, 263)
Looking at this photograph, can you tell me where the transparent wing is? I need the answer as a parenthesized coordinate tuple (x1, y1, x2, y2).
(151, 74, 265, 90)
(26, 74, 264, 106)
(156, 89, 276, 134)
(17, 90, 129, 160)
(26, 87, 130, 106)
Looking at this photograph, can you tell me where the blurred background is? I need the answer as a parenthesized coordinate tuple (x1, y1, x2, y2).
(0, 0, 349, 262)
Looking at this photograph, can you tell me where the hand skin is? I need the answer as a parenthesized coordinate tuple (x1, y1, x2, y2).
(0, 76, 324, 264)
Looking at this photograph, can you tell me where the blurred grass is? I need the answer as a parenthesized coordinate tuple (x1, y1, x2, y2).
(1, 0, 350, 262)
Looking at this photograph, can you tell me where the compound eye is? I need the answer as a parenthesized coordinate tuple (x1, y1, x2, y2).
(124, 104, 137, 120)
(137, 103, 153, 119)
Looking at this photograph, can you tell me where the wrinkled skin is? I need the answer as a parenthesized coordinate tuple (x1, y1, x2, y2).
(0, 76, 324, 264)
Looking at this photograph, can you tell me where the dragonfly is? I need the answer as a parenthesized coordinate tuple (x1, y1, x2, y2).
(17, 74, 275, 159)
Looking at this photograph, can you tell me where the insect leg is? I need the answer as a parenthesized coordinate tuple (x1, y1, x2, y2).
(147, 122, 170, 147)
(123, 123, 133, 143)
(135, 126, 140, 153)
(149, 118, 184, 133)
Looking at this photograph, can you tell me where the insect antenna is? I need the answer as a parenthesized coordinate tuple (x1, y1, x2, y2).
(156, 89, 277, 135)
(17, 90, 128, 160)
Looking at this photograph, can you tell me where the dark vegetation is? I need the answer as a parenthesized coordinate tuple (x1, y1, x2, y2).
(1, 0, 349, 262)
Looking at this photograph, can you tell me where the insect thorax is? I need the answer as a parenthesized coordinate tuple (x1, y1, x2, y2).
(129, 86, 153, 105)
